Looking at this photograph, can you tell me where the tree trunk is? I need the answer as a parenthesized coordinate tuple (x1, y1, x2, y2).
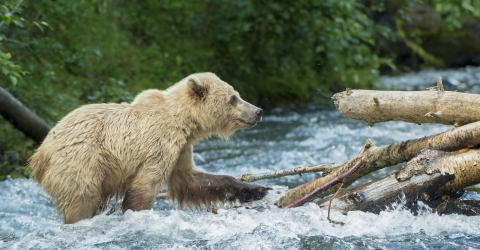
(0, 87, 50, 144)
(331, 89, 480, 127)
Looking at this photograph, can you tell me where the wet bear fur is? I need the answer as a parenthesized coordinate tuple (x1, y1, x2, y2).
(29, 72, 269, 224)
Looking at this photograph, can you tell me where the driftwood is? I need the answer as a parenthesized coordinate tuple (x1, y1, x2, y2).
(276, 121, 480, 207)
(0, 87, 50, 144)
(331, 86, 480, 127)
(317, 172, 452, 214)
(235, 163, 335, 182)
(282, 157, 364, 208)
(317, 148, 480, 214)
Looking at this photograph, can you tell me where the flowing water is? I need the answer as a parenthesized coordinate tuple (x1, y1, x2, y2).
(2, 67, 480, 249)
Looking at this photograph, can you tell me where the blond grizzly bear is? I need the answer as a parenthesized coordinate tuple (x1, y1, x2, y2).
(29, 72, 269, 224)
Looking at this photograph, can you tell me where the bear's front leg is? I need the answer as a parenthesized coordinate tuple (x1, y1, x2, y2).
(168, 170, 270, 209)
(193, 171, 271, 203)
(168, 145, 270, 209)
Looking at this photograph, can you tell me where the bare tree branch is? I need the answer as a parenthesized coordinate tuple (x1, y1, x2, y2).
(235, 163, 336, 182)
(0, 87, 50, 144)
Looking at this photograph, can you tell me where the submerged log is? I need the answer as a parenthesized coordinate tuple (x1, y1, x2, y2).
(317, 148, 480, 214)
(277, 122, 480, 207)
(331, 88, 480, 127)
(0, 87, 50, 144)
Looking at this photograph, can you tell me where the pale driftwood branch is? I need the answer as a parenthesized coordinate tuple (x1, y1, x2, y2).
(317, 148, 480, 214)
(0, 87, 50, 144)
(235, 163, 336, 182)
(276, 121, 480, 207)
(331, 89, 480, 127)
(437, 76, 444, 92)
(327, 182, 344, 225)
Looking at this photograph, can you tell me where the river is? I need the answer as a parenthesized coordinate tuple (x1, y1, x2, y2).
(1, 66, 480, 249)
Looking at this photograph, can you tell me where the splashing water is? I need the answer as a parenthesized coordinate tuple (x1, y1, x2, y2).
(2, 67, 480, 249)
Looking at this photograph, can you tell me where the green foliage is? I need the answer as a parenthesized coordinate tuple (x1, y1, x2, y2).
(0, 160, 30, 181)
(423, 0, 480, 30)
(2, 0, 386, 110)
(115, 0, 388, 103)
(383, 0, 480, 69)
(0, 0, 29, 85)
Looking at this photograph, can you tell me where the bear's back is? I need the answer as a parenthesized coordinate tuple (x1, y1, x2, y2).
(30, 103, 139, 183)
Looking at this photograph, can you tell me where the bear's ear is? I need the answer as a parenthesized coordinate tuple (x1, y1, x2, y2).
(187, 77, 208, 100)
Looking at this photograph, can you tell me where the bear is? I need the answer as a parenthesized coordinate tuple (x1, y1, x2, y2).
(29, 72, 270, 224)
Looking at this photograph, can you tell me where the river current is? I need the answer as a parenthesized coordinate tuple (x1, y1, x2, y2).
(2, 67, 480, 249)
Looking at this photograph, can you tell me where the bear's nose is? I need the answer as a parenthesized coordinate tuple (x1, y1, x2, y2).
(255, 109, 263, 116)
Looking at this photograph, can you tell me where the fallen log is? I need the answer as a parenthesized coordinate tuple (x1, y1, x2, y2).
(0, 87, 50, 144)
(317, 148, 480, 214)
(317, 172, 452, 214)
(331, 87, 480, 127)
(277, 121, 480, 207)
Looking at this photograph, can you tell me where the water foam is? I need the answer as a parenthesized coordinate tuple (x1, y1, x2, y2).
(1, 178, 480, 249)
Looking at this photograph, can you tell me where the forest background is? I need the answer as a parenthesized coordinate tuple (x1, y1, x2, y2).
(1, 0, 480, 179)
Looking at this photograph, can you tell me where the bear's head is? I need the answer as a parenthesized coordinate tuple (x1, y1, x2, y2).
(178, 73, 262, 139)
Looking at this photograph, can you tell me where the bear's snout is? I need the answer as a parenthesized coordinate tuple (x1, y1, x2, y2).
(255, 108, 263, 121)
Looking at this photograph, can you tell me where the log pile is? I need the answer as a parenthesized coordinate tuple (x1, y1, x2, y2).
(278, 77, 480, 215)
(239, 77, 480, 216)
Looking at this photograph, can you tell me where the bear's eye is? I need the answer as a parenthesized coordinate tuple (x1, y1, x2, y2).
(229, 95, 238, 106)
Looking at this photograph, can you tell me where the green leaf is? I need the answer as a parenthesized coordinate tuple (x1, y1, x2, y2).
(33, 21, 44, 32)
(40, 21, 54, 30)
(4, 52, 11, 60)
(1, 16, 11, 26)
(10, 75, 17, 85)
(11, 71, 21, 78)
(315, 45, 325, 53)
(1, 67, 8, 75)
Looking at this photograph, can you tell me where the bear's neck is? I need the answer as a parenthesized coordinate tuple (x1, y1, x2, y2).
(131, 89, 213, 146)
(138, 109, 210, 148)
